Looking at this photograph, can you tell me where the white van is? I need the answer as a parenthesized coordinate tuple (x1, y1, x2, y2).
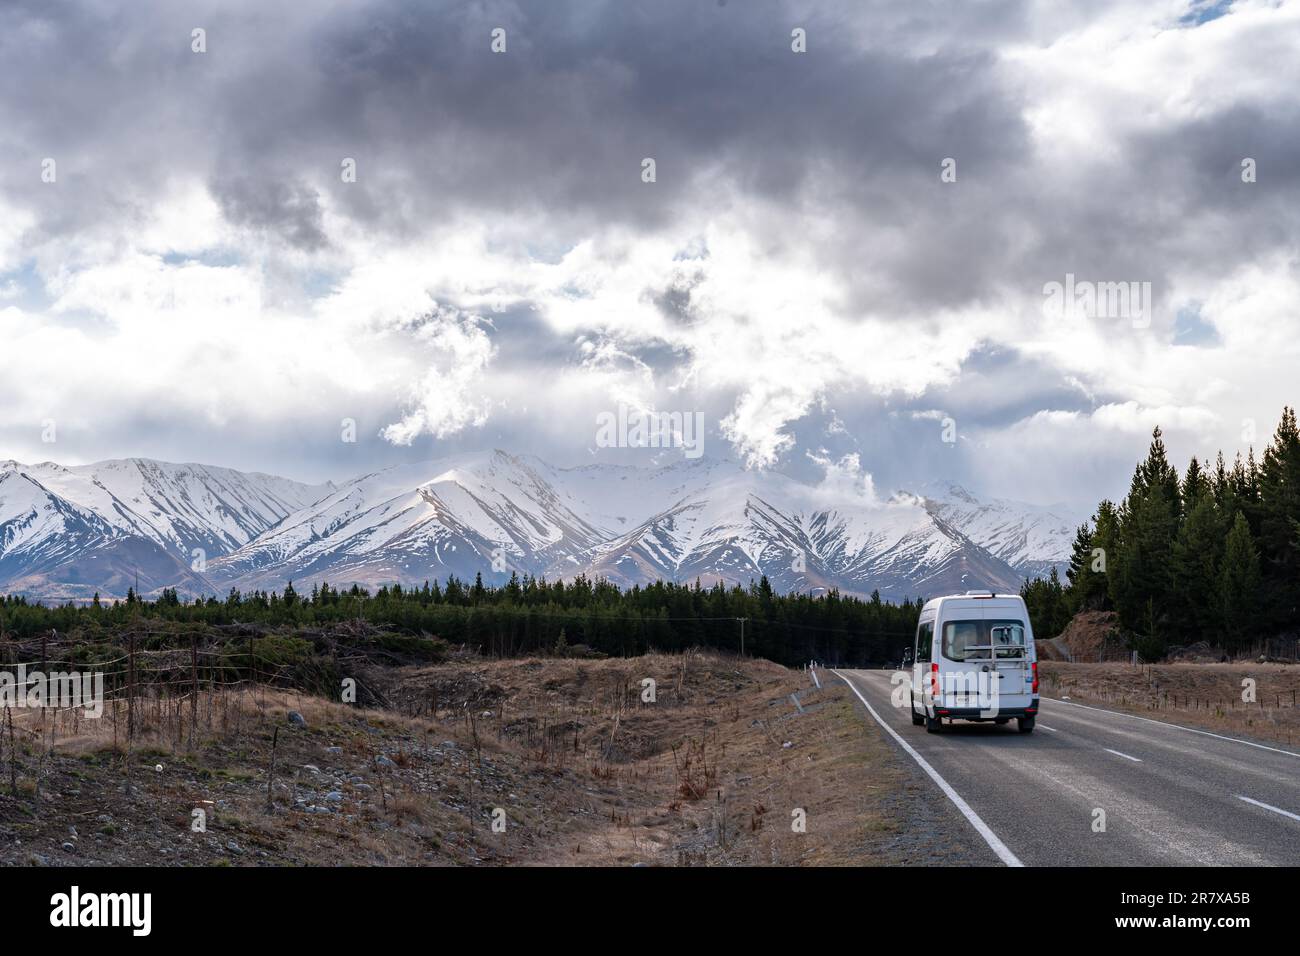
(908, 592, 1039, 733)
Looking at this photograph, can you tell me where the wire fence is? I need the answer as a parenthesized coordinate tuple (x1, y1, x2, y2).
(0, 628, 348, 802)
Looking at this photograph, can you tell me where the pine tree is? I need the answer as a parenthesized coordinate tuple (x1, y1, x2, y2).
(1110, 430, 1180, 648)
(1219, 512, 1261, 650)
(1065, 522, 1094, 600)
(1181, 456, 1210, 511)
(1169, 496, 1223, 644)
(1257, 407, 1300, 626)
(1212, 450, 1233, 513)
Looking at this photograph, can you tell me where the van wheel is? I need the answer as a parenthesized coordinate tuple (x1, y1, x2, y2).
(1017, 717, 1035, 734)
(910, 704, 924, 726)
(925, 714, 943, 733)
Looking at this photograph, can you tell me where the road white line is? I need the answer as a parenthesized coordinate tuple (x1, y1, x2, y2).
(1104, 748, 1142, 763)
(1044, 696, 1300, 759)
(833, 669, 1023, 868)
(1236, 795, 1300, 823)
(1037, 724, 1058, 732)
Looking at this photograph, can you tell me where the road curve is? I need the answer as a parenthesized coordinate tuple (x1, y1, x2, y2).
(835, 669, 1300, 866)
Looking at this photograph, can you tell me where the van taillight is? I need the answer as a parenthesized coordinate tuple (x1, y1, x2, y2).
(1032, 661, 1039, 694)
(930, 662, 940, 699)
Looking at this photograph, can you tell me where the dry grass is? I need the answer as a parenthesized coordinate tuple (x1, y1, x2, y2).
(0, 652, 986, 866)
(1040, 660, 1300, 746)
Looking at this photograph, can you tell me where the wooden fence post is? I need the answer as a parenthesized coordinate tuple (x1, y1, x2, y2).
(190, 635, 198, 747)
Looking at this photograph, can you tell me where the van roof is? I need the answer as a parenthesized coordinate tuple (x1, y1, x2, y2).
(920, 592, 1028, 613)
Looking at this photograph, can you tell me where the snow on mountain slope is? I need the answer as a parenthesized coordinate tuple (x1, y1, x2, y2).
(576, 464, 1024, 597)
(0, 469, 211, 601)
(0, 459, 333, 556)
(211, 451, 614, 590)
(523, 456, 731, 537)
(0, 470, 119, 571)
(1, 452, 1072, 601)
(0, 458, 333, 600)
(914, 479, 1081, 579)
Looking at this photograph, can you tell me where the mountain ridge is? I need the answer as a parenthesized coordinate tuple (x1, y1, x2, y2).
(0, 452, 1079, 602)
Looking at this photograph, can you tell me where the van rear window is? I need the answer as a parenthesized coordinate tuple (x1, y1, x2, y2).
(941, 619, 1027, 661)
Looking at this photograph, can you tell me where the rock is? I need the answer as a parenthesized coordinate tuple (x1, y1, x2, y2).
(326, 746, 343, 754)
(61, 842, 76, 852)
(325, 791, 343, 802)
(226, 840, 244, 854)
(375, 755, 397, 768)
(288, 711, 307, 727)
(302, 765, 321, 774)
(782, 741, 793, 749)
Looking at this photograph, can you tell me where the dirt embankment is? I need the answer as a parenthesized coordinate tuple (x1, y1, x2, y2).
(0, 651, 977, 866)
(1040, 660, 1300, 746)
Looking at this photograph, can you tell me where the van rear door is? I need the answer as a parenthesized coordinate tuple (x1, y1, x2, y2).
(989, 619, 1032, 709)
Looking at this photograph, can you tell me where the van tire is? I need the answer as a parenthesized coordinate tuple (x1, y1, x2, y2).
(925, 714, 943, 733)
(1017, 717, 1035, 734)
(910, 705, 924, 726)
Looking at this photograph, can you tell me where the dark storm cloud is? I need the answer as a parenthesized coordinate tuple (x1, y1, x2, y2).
(211, 176, 329, 251)
(6, 0, 1284, 316)
(0, 1, 1031, 285)
(1, 0, 1295, 499)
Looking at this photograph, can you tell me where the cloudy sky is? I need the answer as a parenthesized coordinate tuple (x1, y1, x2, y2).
(0, 0, 1297, 508)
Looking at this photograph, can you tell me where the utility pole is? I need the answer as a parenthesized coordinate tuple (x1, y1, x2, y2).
(738, 617, 747, 656)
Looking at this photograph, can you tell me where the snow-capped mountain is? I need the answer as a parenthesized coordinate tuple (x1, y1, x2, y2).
(0, 459, 332, 601)
(912, 479, 1079, 580)
(210, 453, 611, 588)
(574, 464, 1027, 598)
(0, 452, 1079, 602)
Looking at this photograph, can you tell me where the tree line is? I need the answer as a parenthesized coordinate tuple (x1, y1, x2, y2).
(1021, 406, 1300, 658)
(0, 575, 923, 668)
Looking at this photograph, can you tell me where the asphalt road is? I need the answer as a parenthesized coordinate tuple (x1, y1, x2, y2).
(835, 668, 1300, 866)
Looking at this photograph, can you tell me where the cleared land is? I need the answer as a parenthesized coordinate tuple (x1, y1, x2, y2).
(0, 651, 982, 866)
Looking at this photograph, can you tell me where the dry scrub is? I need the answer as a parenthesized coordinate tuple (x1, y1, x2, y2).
(0, 651, 981, 866)
(1040, 660, 1300, 747)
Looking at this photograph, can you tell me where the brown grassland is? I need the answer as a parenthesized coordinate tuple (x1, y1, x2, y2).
(0, 652, 985, 866)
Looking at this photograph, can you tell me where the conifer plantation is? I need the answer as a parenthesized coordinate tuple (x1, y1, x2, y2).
(1022, 406, 1300, 658)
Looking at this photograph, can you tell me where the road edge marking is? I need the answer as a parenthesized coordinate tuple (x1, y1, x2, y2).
(1236, 795, 1300, 823)
(1043, 696, 1300, 759)
(832, 669, 1024, 868)
(1103, 748, 1142, 762)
